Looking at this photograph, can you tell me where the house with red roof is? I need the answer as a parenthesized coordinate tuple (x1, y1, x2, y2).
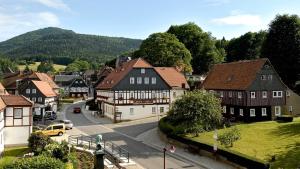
(96, 58, 189, 122)
(202, 58, 290, 122)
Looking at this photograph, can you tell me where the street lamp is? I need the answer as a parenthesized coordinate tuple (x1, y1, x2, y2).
(163, 145, 176, 169)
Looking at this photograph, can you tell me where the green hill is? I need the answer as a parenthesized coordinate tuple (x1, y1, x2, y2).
(0, 27, 142, 64)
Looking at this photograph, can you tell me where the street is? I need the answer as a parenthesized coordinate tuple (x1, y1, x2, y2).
(61, 101, 233, 169)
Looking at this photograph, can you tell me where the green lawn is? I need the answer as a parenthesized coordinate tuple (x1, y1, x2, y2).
(18, 62, 66, 72)
(0, 147, 29, 168)
(187, 118, 300, 168)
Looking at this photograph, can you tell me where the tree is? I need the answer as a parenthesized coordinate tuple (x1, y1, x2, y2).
(28, 132, 53, 155)
(261, 14, 300, 89)
(37, 61, 55, 73)
(226, 31, 266, 62)
(65, 59, 90, 72)
(134, 32, 192, 73)
(167, 90, 222, 136)
(167, 22, 224, 74)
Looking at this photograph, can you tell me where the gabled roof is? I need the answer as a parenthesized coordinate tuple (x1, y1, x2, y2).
(0, 98, 5, 110)
(202, 58, 268, 90)
(32, 80, 57, 97)
(30, 72, 59, 89)
(154, 67, 189, 89)
(96, 58, 152, 89)
(0, 95, 32, 106)
(54, 75, 80, 82)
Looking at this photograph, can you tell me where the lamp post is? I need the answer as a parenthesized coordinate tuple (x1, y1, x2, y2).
(213, 129, 218, 158)
(163, 145, 176, 169)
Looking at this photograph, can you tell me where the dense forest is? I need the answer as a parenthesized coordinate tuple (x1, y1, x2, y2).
(0, 27, 142, 65)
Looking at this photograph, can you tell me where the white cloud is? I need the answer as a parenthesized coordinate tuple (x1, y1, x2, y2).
(211, 14, 262, 26)
(33, 0, 70, 11)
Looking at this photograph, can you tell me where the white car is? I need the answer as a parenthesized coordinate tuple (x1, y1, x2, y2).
(59, 120, 73, 130)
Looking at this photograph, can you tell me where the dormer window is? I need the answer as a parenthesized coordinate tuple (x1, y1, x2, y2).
(141, 68, 145, 74)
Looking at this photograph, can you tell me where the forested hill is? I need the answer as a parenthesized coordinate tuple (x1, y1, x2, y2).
(0, 27, 142, 64)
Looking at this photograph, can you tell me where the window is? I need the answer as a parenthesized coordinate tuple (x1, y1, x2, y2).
(262, 108, 267, 116)
(38, 97, 42, 102)
(141, 92, 145, 99)
(141, 68, 145, 74)
(137, 77, 142, 84)
(220, 91, 224, 98)
(250, 109, 256, 117)
(75, 81, 78, 83)
(152, 107, 156, 114)
(160, 107, 164, 113)
(273, 91, 283, 98)
(251, 92, 256, 99)
(151, 77, 156, 84)
(173, 92, 176, 98)
(118, 93, 123, 99)
(238, 92, 242, 99)
(286, 91, 290, 97)
(262, 91, 268, 98)
(26, 89, 30, 94)
(223, 106, 226, 113)
(14, 108, 22, 119)
(275, 106, 281, 116)
(53, 125, 63, 130)
(289, 106, 293, 112)
(130, 92, 134, 98)
(239, 109, 243, 116)
(151, 92, 156, 98)
(261, 75, 267, 80)
(268, 75, 273, 80)
(32, 89, 36, 94)
(144, 77, 149, 84)
(80, 81, 83, 84)
(230, 108, 234, 115)
(32, 97, 36, 102)
(228, 91, 232, 98)
(162, 92, 167, 98)
(130, 77, 135, 84)
(130, 108, 134, 115)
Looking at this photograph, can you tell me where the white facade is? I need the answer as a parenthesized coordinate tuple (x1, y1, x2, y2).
(0, 109, 4, 154)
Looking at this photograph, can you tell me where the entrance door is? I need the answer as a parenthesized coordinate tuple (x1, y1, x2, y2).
(275, 106, 281, 116)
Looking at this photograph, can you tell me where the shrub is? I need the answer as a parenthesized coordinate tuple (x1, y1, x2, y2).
(218, 126, 241, 147)
(3, 155, 65, 169)
(276, 115, 293, 122)
(28, 132, 53, 155)
(43, 141, 70, 162)
(68, 152, 78, 169)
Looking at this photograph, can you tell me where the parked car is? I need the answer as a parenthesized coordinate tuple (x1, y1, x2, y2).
(73, 107, 81, 113)
(36, 123, 65, 136)
(44, 111, 57, 120)
(59, 120, 73, 129)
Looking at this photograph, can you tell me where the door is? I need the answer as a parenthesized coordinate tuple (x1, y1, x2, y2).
(43, 126, 53, 136)
(275, 106, 281, 116)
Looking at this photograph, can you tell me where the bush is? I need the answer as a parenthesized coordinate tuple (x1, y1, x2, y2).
(43, 141, 69, 162)
(68, 152, 78, 169)
(276, 115, 293, 122)
(3, 155, 65, 169)
(28, 132, 53, 155)
(218, 126, 241, 147)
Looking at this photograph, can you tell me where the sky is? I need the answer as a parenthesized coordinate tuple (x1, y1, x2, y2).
(0, 0, 300, 42)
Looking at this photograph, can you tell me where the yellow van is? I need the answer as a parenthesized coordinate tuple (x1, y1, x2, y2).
(38, 123, 65, 136)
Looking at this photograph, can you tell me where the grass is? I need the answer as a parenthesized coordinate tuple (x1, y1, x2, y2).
(187, 118, 300, 169)
(18, 62, 66, 72)
(0, 147, 29, 168)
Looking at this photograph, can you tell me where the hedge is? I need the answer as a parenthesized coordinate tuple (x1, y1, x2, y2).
(60, 99, 74, 103)
(159, 117, 270, 169)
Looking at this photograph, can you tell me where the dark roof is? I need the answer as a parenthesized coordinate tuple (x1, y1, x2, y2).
(0, 95, 32, 106)
(202, 58, 268, 90)
(54, 75, 80, 82)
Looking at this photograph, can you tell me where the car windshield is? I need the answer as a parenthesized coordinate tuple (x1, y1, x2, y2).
(65, 121, 70, 124)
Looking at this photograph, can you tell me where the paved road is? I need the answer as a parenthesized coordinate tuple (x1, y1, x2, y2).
(64, 102, 204, 169)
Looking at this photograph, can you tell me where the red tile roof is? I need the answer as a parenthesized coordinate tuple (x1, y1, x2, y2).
(0, 83, 4, 90)
(32, 80, 57, 97)
(0, 95, 32, 106)
(96, 58, 152, 89)
(0, 98, 5, 110)
(154, 67, 189, 89)
(202, 58, 268, 90)
(29, 72, 59, 89)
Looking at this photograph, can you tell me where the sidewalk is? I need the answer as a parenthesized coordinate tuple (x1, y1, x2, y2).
(80, 104, 113, 124)
(137, 128, 235, 169)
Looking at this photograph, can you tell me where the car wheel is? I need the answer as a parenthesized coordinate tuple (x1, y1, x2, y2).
(58, 132, 63, 136)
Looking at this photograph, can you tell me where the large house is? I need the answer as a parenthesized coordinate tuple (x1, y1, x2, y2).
(54, 75, 89, 97)
(202, 58, 288, 122)
(0, 95, 33, 149)
(96, 58, 189, 122)
(19, 80, 58, 115)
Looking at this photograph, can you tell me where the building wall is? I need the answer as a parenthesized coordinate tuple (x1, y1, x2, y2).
(4, 126, 31, 146)
(285, 89, 300, 116)
(0, 109, 4, 154)
(170, 89, 185, 103)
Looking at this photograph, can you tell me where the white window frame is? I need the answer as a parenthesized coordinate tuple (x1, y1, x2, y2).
(289, 106, 293, 112)
(268, 75, 273, 80)
(130, 77, 135, 84)
(238, 92, 242, 99)
(32, 89, 36, 94)
(273, 91, 283, 98)
(223, 106, 226, 113)
(130, 92, 134, 98)
(262, 91, 268, 98)
(141, 68, 145, 74)
(137, 77, 142, 84)
(239, 109, 243, 116)
(144, 77, 149, 84)
(286, 91, 290, 97)
(152, 107, 156, 113)
(228, 91, 232, 98)
(151, 77, 156, 84)
(32, 97, 36, 102)
(262, 108, 267, 116)
(275, 106, 281, 116)
(38, 97, 42, 102)
(230, 107, 234, 115)
(250, 92, 256, 99)
(26, 89, 30, 94)
(261, 75, 267, 80)
(220, 91, 224, 98)
(250, 109, 256, 117)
